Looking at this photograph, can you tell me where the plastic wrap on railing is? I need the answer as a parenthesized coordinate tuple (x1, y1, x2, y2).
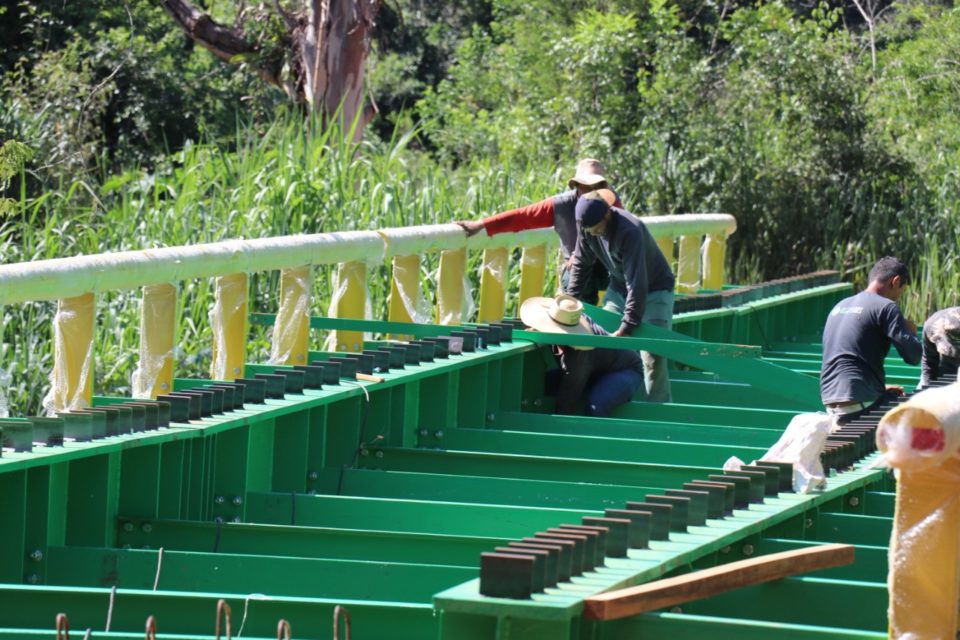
(42, 296, 94, 415)
(0, 231, 386, 305)
(322, 270, 373, 351)
(877, 383, 960, 472)
(210, 274, 248, 381)
(131, 283, 176, 398)
(0, 368, 9, 417)
(269, 267, 311, 365)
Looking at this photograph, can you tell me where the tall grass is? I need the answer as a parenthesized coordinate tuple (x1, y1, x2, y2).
(1, 111, 559, 415)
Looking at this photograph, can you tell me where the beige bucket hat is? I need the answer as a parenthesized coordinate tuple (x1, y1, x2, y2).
(520, 295, 594, 345)
(567, 159, 609, 189)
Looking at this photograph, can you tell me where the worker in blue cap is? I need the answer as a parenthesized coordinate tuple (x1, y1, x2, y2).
(565, 190, 675, 402)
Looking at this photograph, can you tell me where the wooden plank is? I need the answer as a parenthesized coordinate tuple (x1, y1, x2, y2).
(583, 543, 854, 621)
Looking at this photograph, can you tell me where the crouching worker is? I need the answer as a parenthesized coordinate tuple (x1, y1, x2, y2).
(521, 294, 643, 417)
(918, 306, 960, 390)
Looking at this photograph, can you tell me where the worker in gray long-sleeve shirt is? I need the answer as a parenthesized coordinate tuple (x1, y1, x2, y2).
(565, 190, 675, 402)
(820, 256, 922, 425)
(918, 306, 960, 390)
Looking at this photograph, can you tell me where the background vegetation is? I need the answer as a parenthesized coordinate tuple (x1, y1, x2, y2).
(2, 0, 959, 413)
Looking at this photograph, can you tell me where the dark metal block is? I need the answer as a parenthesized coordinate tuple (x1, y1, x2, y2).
(494, 546, 547, 592)
(536, 531, 591, 572)
(0, 420, 33, 452)
(479, 552, 536, 599)
(27, 417, 64, 446)
(645, 495, 691, 531)
(156, 394, 193, 422)
(603, 509, 652, 549)
(254, 374, 287, 400)
(581, 517, 631, 558)
(624, 502, 672, 540)
(512, 540, 567, 583)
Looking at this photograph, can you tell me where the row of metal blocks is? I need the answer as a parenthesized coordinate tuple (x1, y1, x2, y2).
(0, 321, 520, 455)
(479, 460, 795, 599)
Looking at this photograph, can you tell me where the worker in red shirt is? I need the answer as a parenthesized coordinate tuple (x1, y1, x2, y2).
(457, 159, 621, 305)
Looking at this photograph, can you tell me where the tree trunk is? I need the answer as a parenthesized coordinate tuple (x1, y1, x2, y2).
(159, 0, 381, 140)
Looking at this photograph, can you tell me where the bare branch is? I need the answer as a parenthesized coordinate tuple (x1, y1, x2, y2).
(158, 0, 257, 63)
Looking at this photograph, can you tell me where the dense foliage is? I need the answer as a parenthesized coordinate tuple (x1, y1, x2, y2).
(1, 0, 959, 413)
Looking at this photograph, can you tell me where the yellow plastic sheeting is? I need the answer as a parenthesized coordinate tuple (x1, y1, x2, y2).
(43, 292, 95, 414)
(437, 248, 467, 326)
(702, 234, 727, 291)
(877, 383, 960, 639)
(518, 244, 547, 306)
(656, 236, 675, 274)
(677, 235, 702, 294)
(478, 247, 508, 323)
(133, 284, 177, 399)
(270, 266, 311, 366)
(210, 273, 248, 380)
(329, 261, 367, 352)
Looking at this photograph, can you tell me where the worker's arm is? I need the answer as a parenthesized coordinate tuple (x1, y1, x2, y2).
(616, 229, 649, 336)
(566, 234, 598, 300)
(919, 333, 939, 389)
(884, 306, 922, 366)
(457, 198, 555, 238)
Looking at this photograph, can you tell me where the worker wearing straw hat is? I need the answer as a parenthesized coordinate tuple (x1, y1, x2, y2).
(917, 306, 960, 390)
(520, 294, 644, 417)
(456, 159, 622, 305)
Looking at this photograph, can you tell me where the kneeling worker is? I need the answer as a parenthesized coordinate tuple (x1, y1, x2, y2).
(521, 294, 643, 417)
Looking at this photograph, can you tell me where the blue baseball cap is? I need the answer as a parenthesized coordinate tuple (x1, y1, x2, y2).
(575, 196, 609, 228)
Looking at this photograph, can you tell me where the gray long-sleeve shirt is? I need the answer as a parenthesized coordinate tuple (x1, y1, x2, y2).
(820, 290, 922, 405)
(565, 208, 674, 332)
(920, 307, 960, 388)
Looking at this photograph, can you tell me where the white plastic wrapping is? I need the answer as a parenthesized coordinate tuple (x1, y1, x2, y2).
(877, 383, 960, 472)
(42, 297, 94, 415)
(391, 258, 432, 325)
(209, 275, 248, 381)
(759, 412, 834, 493)
(132, 284, 176, 399)
(269, 268, 312, 365)
(0, 368, 10, 418)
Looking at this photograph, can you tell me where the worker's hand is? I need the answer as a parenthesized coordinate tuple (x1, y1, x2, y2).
(885, 384, 905, 395)
(565, 256, 575, 271)
(456, 220, 485, 237)
(612, 328, 629, 338)
(904, 318, 917, 335)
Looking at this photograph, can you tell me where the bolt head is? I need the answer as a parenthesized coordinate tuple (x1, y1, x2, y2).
(805, 518, 814, 529)
(434, 430, 444, 439)
(141, 523, 153, 533)
(848, 496, 860, 507)
(742, 544, 754, 556)
(122, 522, 135, 533)
(720, 546, 731, 555)
(533, 398, 542, 407)
(29, 550, 43, 562)
(215, 495, 226, 505)
(375, 450, 384, 459)
(361, 448, 370, 456)
(520, 399, 529, 406)
(160, 382, 169, 391)
(486, 413, 495, 422)
(26, 574, 40, 585)
(233, 367, 241, 375)
(418, 428, 429, 437)
(307, 471, 319, 481)
(231, 516, 242, 523)
(670, 606, 682, 614)
(232, 496, 243, 506)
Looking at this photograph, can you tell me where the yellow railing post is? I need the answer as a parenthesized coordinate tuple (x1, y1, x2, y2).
(271, 266, 311, 365)
(45, 292, 95, 413)
(677, 234, 702, 294)
(656, 236, 674, 268)
(702, 234, 727, 291)
(133, 284, 176, 399)
(437, 248, 466, 326)
(518, 244, 547, 306)
(331, 261, 366, 352)
(389, 254, 421, 339)
(878, 385, 960, 639)
(210, 273, 248, 380)
(478, 247, 508, 323)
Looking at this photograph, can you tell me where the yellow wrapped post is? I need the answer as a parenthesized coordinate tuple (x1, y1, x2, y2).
(389, 254, 421, 339)
(210, 273, 248, 380)
(330, 261, 366, 352)
(677, 234, 702, 294)
(656, 236, 674, 269)
(518, 244, 547, 307)
(44, 292, 95, 413)
(271, 266, 311, 365)
(133, 284, 176, 399)
(437, 248, 466, 326)
(477, 247, 508, 323)
(877, 383, 960, 639)
(702, 234, 728, 291)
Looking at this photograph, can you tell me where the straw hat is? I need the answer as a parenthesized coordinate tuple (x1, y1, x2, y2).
(520, 295, 594, 346)
(567, 159, 608, 189)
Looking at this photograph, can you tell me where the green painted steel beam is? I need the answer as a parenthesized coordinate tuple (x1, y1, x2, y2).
(810, 513, 892, 547)
(245, 492, 600, 539)
(753, 539, 887, 583)
(487, 412, 782, 449)
(614, 402, 796, 430)
(45, 546, 472, 602)
(436, 428, 769, 469)
(114, 518, 505, 567)
(0, 585, 433, 640)
(600, 611, 886, 639)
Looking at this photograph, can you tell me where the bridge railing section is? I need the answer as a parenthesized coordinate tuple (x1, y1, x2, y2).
(0, 214, 736, 413)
